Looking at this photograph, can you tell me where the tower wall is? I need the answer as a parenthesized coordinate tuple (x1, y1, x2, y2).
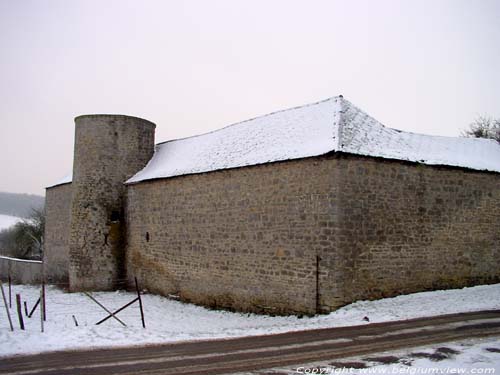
(69, 115, 155, 291)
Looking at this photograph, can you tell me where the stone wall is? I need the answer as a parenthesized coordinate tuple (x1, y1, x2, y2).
(44, 182, 72, 283)
(69, 115, 155, 291)
(126, 156, 342, 314)
(125, 153, 500, 315)
(0, 256, 43, 284)
(332, 154, 500, 307)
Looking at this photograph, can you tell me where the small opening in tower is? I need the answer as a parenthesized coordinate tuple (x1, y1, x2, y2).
(110, 211, 120, 222)
(145, 232, 150, 242)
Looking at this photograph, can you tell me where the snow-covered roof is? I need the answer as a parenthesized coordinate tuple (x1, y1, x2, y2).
(47, 96, 500, 188)
(46, 173, 72, 189)
(127, 96, 500, 184)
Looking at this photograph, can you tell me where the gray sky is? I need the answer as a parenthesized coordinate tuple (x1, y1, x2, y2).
(1, 0, 499, 196)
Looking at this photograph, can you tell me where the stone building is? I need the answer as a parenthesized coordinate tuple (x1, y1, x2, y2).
(44, 96, 500, 315)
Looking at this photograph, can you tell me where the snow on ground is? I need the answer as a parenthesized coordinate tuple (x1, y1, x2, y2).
(0, 283, 499, 358)
(0, 214, 22, 231)
(239, 337, 500, 374)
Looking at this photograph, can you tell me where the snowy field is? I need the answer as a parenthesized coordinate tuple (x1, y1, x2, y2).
(0, 283, 499, 358)
(0, 214, 22, 231)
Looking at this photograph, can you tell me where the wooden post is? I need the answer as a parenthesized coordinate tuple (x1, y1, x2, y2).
(40, 289, 44, 333)
(315, 255, 321, 314)
(8, 275, 12, 308)
(135, 277, 146, 328)
(0, 280, 14, 331)
(42, 281, 46, 321)
(28, 297, 40, 318)
(16, 294, 25, 330)
(24, 301, 28, 316)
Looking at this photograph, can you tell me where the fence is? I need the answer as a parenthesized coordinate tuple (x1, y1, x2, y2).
(0, 255, 43, 284)
(0, 276, 146, 335)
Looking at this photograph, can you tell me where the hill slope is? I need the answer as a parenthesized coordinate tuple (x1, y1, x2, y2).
(0, 192, 45, 218)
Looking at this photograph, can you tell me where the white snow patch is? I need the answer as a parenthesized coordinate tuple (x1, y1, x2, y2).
(0, 255, 42, 264)
(399, 339, 500, 373)
(46, 173, 72, 189)
(1, 283, 500, 358)
(0, 214, 22, 232)
(249, 337, 500, 374)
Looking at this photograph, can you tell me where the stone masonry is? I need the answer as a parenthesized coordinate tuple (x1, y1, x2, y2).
(331, 154, 499, 307)
(125, 153, 500, 315)
(68, 115, 155, 291)
(44, 181, 72, 283)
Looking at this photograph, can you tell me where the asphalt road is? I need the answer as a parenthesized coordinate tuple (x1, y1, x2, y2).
(1, 310, 500, 375)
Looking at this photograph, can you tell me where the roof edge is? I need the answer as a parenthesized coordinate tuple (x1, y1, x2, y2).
(125, 148, 500, 187)
(46, 181, 72, 190)
(74, 114, 156, 128)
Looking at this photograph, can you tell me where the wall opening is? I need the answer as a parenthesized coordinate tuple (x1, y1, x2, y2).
(110, 211, 120, 222)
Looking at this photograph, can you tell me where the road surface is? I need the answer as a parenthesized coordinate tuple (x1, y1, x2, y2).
(1, 310, 499, 375)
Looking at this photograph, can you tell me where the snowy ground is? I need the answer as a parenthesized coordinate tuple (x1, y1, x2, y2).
(238, 337, 500, 374)
(0, 214, 22, 231)
(0, 283, 499, 358)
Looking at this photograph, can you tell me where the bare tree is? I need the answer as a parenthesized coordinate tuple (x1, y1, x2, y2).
(462, 115, 500, 143)
(0, 208, 45, 259)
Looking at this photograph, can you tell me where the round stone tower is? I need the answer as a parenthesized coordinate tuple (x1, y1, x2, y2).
(69, 114, 155, 291)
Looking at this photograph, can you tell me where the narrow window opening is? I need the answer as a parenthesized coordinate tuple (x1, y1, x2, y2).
(145, 232, 150, 242)
(110, 211, 120, 222)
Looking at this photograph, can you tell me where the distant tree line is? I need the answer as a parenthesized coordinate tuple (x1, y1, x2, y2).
(0, 208, 45, 260)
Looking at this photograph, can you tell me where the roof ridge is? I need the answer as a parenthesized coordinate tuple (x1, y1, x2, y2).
(335, 95, 346, 151)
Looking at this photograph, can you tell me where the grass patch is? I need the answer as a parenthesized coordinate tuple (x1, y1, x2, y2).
(363, 355, 401, 364)
(485, 348, 500, 353)
(410, 347, 460, 362)
(436, 347, 460, 355)
(410, 352, 448, 361)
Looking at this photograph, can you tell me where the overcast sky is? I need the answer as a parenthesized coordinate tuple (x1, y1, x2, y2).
(1, 0, 499, 196)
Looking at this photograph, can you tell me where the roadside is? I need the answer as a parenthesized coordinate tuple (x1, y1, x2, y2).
(1, 283, 500, 357)
(1, 310, 499, 375)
